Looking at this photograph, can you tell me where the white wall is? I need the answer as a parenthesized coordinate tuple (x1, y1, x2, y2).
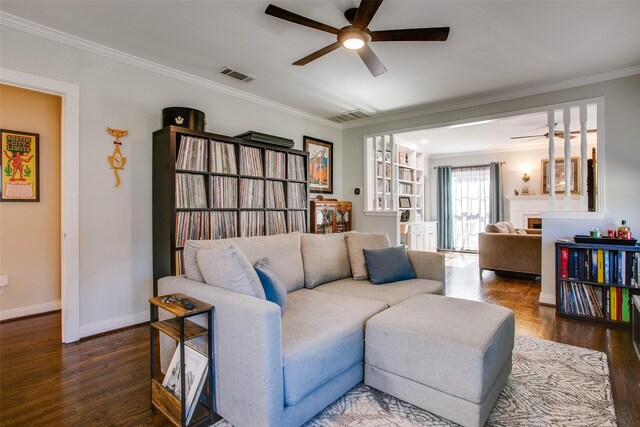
(0, 26, 342, 334)
(343, 74, 640, 304)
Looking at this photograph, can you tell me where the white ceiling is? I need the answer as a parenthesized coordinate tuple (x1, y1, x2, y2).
(2, 0, 640, 122)
(396, 105, 598, 157)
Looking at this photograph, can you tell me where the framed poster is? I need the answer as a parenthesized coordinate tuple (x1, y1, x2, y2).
(304, 135, 333, 194)
(1, 129, 39, 202)
(541, 157, 580, 195)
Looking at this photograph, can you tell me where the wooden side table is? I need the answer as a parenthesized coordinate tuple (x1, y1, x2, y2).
(149, 293, 215, 427)
(633, 295, 640, 362)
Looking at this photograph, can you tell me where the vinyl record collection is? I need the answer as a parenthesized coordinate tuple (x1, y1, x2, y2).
(240, 179, 264, 208)
(240, 146, 263, 176)
(211, 176, 238, 208)
(288, 154, 306, 181)
(288, 183, 307, 209)
(288, 211, 307, 233)
(266, 150, 286, 179)
(176, 136, 208, 171)
(241, 211, 265, 237)
(175, 211, 211, 248)
(265, 181, 286, 209)
(266, 211, 287, 235)
(211, 141, 237, 174)
(211, 211, 238, 239)
(158, 127, 310, 278)
(175, 173, 207, 208)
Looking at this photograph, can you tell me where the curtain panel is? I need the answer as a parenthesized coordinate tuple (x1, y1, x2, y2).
(436, 166, 453, 250)
(489, 161, 504, 224)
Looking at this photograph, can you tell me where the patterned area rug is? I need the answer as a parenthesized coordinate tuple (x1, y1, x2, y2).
(215, 335, 617, 427)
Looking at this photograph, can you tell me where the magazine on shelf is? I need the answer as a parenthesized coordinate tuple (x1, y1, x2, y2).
(162, 345, 208, 424)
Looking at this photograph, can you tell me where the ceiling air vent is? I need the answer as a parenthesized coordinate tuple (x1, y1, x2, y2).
(327, 109, 371, 123)
(218, 67, 254, 83)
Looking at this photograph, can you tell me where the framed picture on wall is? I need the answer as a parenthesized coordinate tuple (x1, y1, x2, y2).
(1, 129, 40, 202)
(541, 157, 580, 195)
(304, 135, 333, 194)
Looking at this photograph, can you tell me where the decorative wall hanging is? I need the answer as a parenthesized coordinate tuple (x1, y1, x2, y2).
(541, 157, 580, 195)
(304, 135, 333, 194)
(107, 127, 128, 187)
(1, 129, 39, 202)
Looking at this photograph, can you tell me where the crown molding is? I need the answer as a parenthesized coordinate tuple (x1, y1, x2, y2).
(342, 65, 640, 130)
(0, 12, 341, 130)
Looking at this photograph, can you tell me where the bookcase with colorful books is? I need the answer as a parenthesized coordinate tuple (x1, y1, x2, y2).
(555, 241, 640, 325)
(153, 125, 309, 294)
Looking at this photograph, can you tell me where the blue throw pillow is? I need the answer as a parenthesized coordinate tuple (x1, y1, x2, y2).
(254, 258, 287, 315)
(363, 246, 416, 285)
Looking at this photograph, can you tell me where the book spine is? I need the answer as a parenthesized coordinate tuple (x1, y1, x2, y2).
(610, 286, 617, 321)
(561, 247, 569, 278)
(604, 250, 610, 284)
(597, 250, 604, 283)
(621, 288, 630, 322)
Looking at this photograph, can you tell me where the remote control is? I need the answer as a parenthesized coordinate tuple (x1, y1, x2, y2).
(181, 298, 194, 310)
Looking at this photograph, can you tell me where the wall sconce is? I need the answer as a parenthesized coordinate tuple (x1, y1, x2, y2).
(521, 172, 531, 195)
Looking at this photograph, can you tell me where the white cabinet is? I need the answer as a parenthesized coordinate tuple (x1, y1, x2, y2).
(402, 221, 437, 252)
(425, 221, 438, 252)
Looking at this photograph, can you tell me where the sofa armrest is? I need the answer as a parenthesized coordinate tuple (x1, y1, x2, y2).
(407, 250, 445, 286)
(158, 276, 284, 427)
(524, 228, 542, 235)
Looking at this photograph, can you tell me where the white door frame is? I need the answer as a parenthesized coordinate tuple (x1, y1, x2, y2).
(1, 67, 80, 343)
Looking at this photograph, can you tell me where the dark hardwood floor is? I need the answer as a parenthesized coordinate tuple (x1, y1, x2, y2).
(1, 252, 638, 426)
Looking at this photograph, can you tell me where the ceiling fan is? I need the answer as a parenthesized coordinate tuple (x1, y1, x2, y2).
(265, 0, 450, 77)
(511, 129, 597, 143)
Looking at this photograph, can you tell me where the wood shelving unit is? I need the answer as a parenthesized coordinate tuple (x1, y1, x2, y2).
(149, 293, 215, 427)
(152, 125, 309, 294)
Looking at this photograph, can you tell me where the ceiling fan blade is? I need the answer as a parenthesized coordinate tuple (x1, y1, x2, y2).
(511, 135, 546, 139)
(293, 42, 342, 66)
(357, 45, 387, 77)
(352, 0, 384, 30)
(371, 27, 450, 42)
(568, 129, 598, 134)
(265, 4, 339, 34)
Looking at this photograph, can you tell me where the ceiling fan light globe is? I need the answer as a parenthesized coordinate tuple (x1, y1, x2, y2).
(338, 28, 370, 50)
(344, 38, 365, 50)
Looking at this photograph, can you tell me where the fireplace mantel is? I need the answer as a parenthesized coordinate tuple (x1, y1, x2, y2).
(505, 195, 584, 229)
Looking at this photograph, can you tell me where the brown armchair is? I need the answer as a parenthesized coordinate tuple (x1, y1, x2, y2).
(478, 222, 541, 277)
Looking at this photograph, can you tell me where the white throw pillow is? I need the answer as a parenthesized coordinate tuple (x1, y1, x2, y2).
(196, 243, 265, 299)
(345, 232, 391, 280)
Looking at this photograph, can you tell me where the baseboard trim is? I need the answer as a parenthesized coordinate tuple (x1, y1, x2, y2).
(79, 311, 149, 338)
(0, 300, 61, 321)
(539, 292, 556, 306)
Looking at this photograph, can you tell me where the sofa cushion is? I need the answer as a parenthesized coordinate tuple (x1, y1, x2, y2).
(485, 223, 509, 233)
(363, 246, 416, 285)
(254, 258, 287, 315)
(300, 233, 352, 288)
(313, 277, 443, 306)
(197, 244, 265, 299)
(281, 289, 386, 406)
(184, 232, 304, 292)
(345, 233, 391, 280)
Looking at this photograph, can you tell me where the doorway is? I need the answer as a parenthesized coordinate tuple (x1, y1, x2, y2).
(0, 68, 80, 343)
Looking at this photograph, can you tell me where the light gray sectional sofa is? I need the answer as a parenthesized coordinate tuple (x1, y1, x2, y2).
(157, 231, 445, 427)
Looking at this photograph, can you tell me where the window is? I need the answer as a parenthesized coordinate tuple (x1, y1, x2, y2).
(451, 165, 490, 251)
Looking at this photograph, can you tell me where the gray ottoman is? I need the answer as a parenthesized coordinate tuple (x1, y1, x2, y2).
(364, 294, 514, 427)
